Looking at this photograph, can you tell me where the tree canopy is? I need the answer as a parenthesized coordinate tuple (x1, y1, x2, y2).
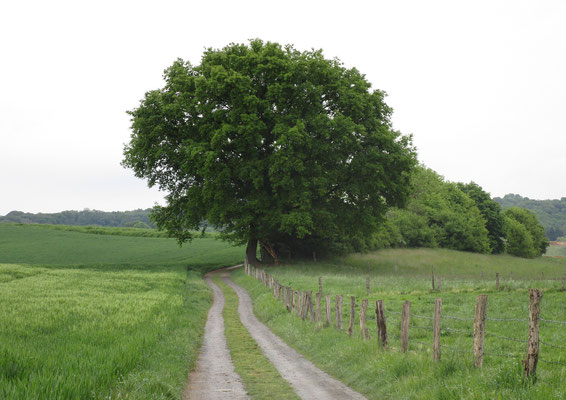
(503, 207, 549, 258)
(123, 40, 417, 262)
(387, 168, 491, 253)
(494, 194, 566, 240)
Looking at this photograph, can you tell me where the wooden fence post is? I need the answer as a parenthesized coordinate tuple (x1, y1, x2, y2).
(302, 292, 310, 320)
(401, 301, 411, 353)
(292, 290, 297, 313)
(347, 296, 356, 336)
(376, 300, 388, 348)
(473, 294, 488, 367)
(496, 273, 500, 290)
(524, 289, 542, 378)
(336, 295, 343, 329)
(360, 299, 369, 340)
(432, 266, 435, 291)
(315, 292, 322, 325)
(297, 290, 302, 316)
(325, 294, 332, 326)
(308, 291, 315, 323)
(433, 298, 442, 361)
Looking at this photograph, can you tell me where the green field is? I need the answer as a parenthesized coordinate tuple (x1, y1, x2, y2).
(0, 224, 238, 270)
(234, 249, 566, 399)
(546, 243, 566, 258)
(0, 224, 243, 399)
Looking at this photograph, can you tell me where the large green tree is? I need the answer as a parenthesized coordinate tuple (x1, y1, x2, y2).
(123, 40, 417, 263)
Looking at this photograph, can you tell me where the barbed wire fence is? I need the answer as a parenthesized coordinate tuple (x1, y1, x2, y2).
(244, 262, 566, 383)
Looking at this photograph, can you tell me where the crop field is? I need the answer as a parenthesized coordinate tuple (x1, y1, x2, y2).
(0, 224, 243, 399)
(0, 224, 240, 270)
(233, 249, 566, 399)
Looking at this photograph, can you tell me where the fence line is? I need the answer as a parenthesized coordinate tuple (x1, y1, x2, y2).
(244, 264, 566, 383)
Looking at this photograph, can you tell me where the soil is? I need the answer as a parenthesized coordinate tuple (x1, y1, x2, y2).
(222, 271, 368, 400)
(183, 270, 249, 400)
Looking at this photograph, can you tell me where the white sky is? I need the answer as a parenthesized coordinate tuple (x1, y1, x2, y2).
(1, 0, 565, 215)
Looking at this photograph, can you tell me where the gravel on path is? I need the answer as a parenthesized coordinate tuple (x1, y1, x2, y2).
(183, 270, 249, 400)
(222, 271, 368, 400)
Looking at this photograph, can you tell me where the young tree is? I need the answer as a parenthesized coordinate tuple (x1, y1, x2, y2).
(123, 40, 417, 263)
(503, 207, 549, 257)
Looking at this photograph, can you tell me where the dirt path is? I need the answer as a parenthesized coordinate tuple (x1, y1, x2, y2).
(222, 272, 368, 400)
(183, 270, 249, 400)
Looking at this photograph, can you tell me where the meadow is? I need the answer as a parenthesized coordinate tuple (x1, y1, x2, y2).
(0, 224, 243, 399)
(547, 242, 566, 258)
(233, 248, 566, 399)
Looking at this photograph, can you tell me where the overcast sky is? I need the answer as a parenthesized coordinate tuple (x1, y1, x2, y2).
(1, 0, 565, 215)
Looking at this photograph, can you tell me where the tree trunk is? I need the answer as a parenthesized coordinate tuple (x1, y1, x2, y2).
(246, 238, 259, 265)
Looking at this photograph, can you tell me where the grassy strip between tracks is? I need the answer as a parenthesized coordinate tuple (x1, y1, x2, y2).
(213, 277, 300, 400)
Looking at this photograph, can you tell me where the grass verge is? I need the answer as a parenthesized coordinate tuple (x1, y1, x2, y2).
(213, 277, 300, 400)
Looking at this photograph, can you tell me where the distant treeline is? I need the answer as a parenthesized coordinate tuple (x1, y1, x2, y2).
(0, 209, 155, 228)
(494, 194, 566, 241)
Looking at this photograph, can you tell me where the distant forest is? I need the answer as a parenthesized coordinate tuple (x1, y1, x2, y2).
(0, 209, 155, 228)
(494, 194, 566, 241)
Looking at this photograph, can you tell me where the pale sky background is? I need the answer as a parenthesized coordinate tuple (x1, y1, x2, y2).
(1, 0, 565, 215)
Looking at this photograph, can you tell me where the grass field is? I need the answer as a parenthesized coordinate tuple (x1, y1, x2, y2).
(0, 224, 240, 270)
(0, 224, 243, 399)
(233, 248, 566, 399)
(547, 243, 566, 258)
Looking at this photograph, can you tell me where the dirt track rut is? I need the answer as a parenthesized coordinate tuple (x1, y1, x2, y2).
(222, 271, 367, 400)
(183, 271, 249, 400)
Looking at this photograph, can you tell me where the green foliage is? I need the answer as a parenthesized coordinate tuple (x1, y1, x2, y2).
(388, 168, 491, 253)
(123, 39, 416, 258)
(457, 182, 505, 254)
(503, 207, 549, 258)
(504, 217, 537, 258)
(494, 194, 566, 240)
(0, 208, 155, 228)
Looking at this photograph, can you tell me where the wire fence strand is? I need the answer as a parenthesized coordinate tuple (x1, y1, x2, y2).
(484, 331, 529, 344)
(540, 339, 566, 351)
(540, 318, 566, 325)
